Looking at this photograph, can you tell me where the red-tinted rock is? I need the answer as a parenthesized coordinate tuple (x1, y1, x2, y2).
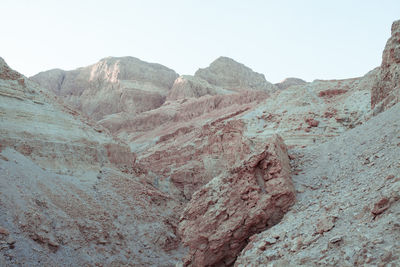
(318, 89, 347, 98)
(104, 143, 136, 170)
(138, 113, 253, 200)
(178, 135, 295, 266)
(371, 197, 390, 216)
(305, 118, 320, 127)
(0, 226, 9, 236)
(0, 57, 22, 81)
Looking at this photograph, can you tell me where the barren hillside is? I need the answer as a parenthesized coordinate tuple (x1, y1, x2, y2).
(1, 19, 399, 267)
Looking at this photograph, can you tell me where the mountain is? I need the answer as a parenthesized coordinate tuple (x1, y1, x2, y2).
(31, 56, 179, 120)
(1, 19, 399, 267)
(0, 58, 184, 266)
(195, 56, 277, 92)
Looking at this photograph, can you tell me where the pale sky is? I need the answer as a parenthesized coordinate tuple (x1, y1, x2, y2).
(1, 0, 399, 83)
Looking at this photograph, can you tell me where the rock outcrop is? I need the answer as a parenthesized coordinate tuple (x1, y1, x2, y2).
(195, 57, 277, 92)
(371, 20, 400, 113)
(178, 135, 295, 266)
(31, 56, 179, 120)
(275, 77, 307, 90)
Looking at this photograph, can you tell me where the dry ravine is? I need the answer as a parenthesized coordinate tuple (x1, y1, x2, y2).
(0, 19, 399, 267)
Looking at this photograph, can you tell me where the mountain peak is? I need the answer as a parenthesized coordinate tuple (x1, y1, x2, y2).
(195, 56, 276, 92)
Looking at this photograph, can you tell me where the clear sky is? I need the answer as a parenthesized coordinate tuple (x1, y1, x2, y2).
(1, 0, 399, 83)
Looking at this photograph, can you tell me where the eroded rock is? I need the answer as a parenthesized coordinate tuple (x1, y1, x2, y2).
(178, 135, 295, 266)
(372, 20, 400, 113)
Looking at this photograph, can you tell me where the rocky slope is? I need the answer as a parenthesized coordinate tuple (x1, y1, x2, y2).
(236, 102, 400, 266)
(235, 19, 400, 267)
(31, 57, 277, 137)
(0, 58, 185, 266)
(1, 19, 399, 267)
(121, 67, 377, 209)
(243, 68, 379, 147)
(0, 58, 134, 175)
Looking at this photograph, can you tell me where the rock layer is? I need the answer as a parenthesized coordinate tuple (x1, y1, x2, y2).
(0, 58, 135, 174)
(178, 135, 295, 266)
(0, 58, 184, 266)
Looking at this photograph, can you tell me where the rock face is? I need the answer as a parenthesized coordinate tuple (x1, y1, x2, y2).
(195, 57, 277, 92)
(31, 56, 179, 120)
(275, 77, 307, 90)
(178, 135, 295, 266)
(371, 20, 400, 113)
